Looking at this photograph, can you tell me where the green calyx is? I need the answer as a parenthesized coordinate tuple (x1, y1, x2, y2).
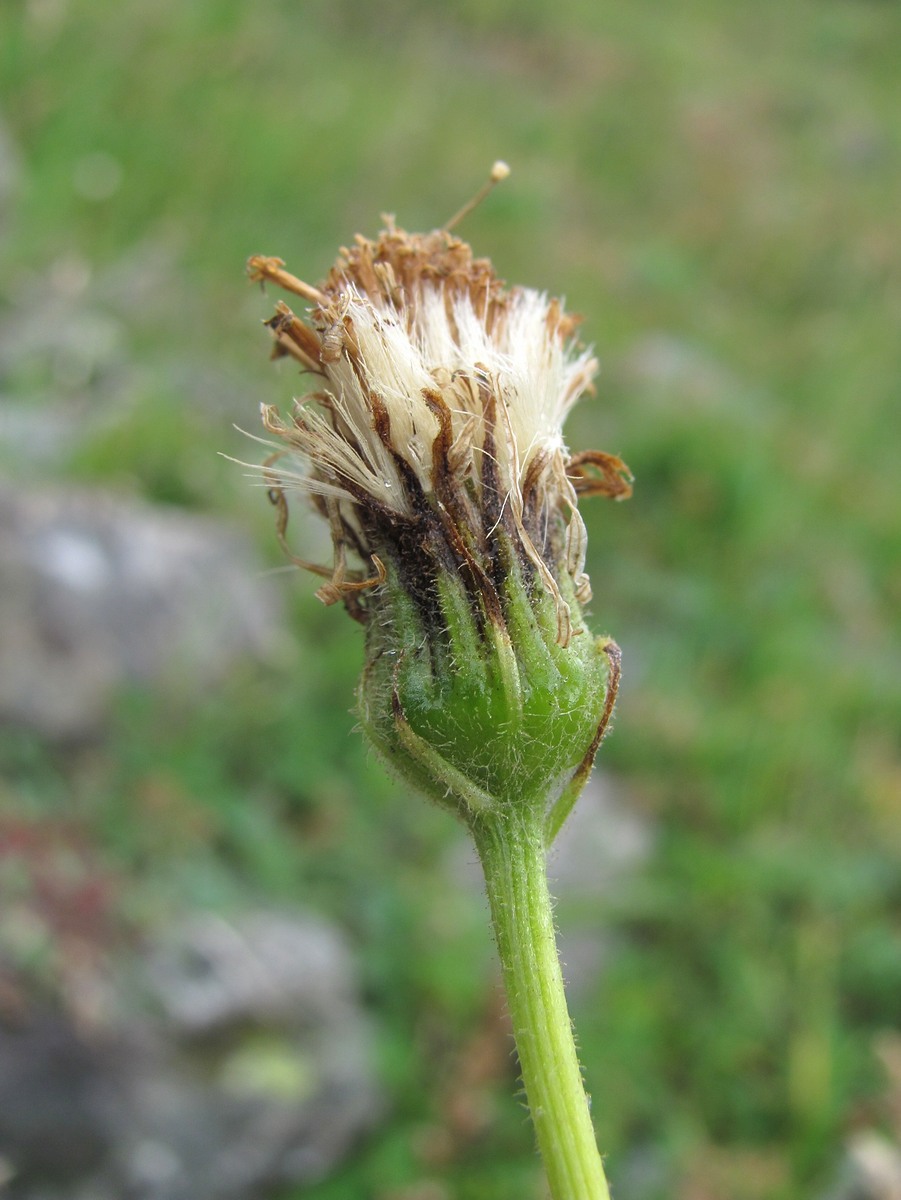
(358, 541, 620, 839)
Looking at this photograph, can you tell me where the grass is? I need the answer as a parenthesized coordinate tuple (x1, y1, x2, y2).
(1, 0, 900, 1196)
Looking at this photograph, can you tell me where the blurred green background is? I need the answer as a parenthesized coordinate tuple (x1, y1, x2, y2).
(1, 0, 900, 1197)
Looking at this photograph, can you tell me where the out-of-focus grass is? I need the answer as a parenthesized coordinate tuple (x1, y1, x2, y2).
(2, 0, 900, 1197)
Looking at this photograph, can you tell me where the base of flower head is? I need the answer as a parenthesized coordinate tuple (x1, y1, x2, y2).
(357, 543, 620, 832)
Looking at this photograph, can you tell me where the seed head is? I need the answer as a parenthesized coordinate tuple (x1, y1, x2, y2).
(246, 180, 632, 825)
(247, 217, 631, 649)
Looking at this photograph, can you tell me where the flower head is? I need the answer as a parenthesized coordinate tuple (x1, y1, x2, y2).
(247, 189, 631, 825)
(248, 217, 630, 649)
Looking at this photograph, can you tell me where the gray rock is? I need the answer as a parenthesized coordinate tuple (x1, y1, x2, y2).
(118, 911, 381, 1199)
(548, 771, 654, 898)
(550, 773, 655, 998)
(0, 286, 124, 397)
(822, 1134, 901, 1200)
(0, 1014, 121, 1187)
(143, 911, 359, 1034)
(619, 332, 728, 400)
(0, 112, 21, 241)
(0, 485, 286, 739)
(0, 237, 252, 472)
(0, 911, 381, 1200)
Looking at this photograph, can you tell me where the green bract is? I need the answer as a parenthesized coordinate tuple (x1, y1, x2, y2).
(359, 543, 619, 838)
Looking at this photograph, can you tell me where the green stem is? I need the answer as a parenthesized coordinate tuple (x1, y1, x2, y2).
(472, 809, 611, 1200)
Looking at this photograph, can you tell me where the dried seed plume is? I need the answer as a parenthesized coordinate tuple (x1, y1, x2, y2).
(248, 176, 631, 645)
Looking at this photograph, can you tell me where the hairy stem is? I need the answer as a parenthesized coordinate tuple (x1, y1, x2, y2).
(471, 808, 611, 1200)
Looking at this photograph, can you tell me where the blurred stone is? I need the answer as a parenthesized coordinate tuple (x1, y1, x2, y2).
(0, 485, 285, 739)
(0, 289, 123, 395)
(822, 1134, 901, 1200)
(0, 237, 251, 472)
(0, 253, 126, 463)
(0, 112, 21, 242)
(143, 911, 359, 1034)
(116, 911, 381, 1199)
(0, 1013, 120, 1187)
(549, 771, 654, 897)
(0, 911, 380, 1200)
(550, 772, 655, 998)
(619, 332, 727, 401)
(614, 1141, 670, 1200)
